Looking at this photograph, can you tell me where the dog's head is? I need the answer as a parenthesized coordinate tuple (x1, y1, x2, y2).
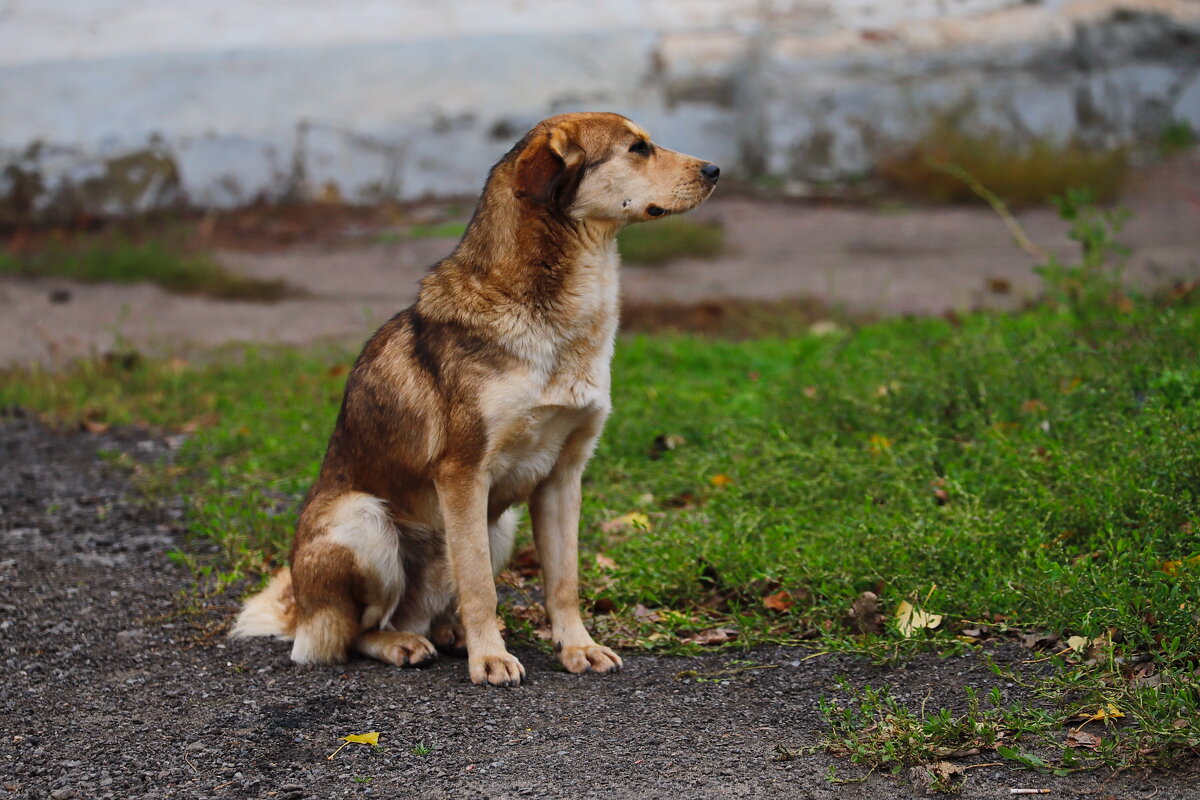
(512, 112, 719, 224)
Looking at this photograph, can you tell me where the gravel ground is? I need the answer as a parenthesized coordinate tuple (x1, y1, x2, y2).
(2, 416, 1197, 799)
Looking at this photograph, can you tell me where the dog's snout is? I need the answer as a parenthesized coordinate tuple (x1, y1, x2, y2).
(700, 163, 720, 184)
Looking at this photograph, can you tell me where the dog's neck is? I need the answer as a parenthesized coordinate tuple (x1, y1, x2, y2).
(419, 178, 623, 346)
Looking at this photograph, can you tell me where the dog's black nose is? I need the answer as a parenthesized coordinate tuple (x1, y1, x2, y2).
(700, 163, 720, 183)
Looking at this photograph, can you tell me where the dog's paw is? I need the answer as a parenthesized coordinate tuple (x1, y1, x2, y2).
(469, 651, 525, 687)
(378, 632, 437, 667)
(558, 643, 622, 675)
(430, 620, 467, 654)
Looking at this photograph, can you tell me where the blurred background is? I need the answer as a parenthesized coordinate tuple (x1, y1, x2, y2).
(1, 0, 1198, 361)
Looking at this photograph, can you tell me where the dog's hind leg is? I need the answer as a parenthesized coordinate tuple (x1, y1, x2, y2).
(290, 492, 421, 665)
(353, 630, 437, 666)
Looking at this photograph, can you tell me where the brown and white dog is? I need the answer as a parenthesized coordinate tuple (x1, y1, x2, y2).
(231, 112, 719, 686)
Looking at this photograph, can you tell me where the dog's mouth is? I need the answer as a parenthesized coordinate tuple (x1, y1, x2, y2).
(646, 205, 668, 218)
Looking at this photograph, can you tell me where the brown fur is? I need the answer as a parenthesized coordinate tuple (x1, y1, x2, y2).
(231, 112, 718, 685)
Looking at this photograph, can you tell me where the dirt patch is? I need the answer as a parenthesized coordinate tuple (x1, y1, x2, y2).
(2, 417, 1198, 799)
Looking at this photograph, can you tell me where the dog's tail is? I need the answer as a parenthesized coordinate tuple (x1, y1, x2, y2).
(230, 567, 298, 640)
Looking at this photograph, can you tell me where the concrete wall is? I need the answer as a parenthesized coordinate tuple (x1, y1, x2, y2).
(2, 0, 1199, 220)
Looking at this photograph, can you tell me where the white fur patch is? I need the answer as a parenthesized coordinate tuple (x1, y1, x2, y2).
(291, 608, 350, 665)
(230, 569, 293, 640)
(326, 493, 404, 631)
(490, 508, 520, 577)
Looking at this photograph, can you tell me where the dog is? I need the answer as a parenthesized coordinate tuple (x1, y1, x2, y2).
(231, 112, 719, 686)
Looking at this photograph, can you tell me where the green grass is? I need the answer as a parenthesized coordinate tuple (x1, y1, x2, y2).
(4, 295, 1196, 652)
(617, 216, 724, 265)
(0, 239, 294, 301)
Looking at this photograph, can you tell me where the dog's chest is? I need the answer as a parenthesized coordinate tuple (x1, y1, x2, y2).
(483, 340, 613, 499)
(484, 239, 619, 497)
(490, 403, 592, 489)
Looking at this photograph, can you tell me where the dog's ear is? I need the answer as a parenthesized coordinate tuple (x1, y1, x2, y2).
(513, 124, 585, 205)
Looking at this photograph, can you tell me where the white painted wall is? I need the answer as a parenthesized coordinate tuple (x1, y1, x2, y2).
(1, 0, 1198, 217)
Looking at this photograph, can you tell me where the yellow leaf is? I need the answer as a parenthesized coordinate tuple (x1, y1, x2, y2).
(868, 434, 892, 455)
(1077, 704, 1124, 723)
(709, 474, 732, 487)
(1162, 555, 1200, 576)
(328, 731, 380, 760)
(895, 600, 943, 638)
(600, 512, 652, 534)
(342, 732, 380, 746)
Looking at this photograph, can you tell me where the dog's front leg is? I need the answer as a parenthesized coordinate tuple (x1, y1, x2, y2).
(436, 471, 525, 687)
(530, 432, 623, 675)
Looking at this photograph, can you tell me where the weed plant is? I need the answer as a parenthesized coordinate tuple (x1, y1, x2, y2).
(0, 238, 292, 301)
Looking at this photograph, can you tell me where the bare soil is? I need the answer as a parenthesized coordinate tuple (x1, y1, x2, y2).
(2, 155, 1198, 365)
(3, 417, 1200, 799)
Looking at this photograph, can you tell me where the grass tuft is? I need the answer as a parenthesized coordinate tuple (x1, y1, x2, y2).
(879, 118, 1128, 206)
(617, 217, 724, 265)
(0, 239, 295, 301)
(1159, 120, 1197, 156)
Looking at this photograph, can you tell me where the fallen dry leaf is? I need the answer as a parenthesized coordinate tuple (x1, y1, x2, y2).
(1020, 632, 1059, 650)
(664, 491, 700, 510)
(709, 474, 732, 487)
(844, 591, 884, 635)
(763, 590, 794, 613)
(895, 600, 943, 638)
(1066, 729, 1102, 749)
(1076, 704, 1125, 724)
(632, 604, 661, 623)
(909, 760, 966, 792)
(867, 434, 892, 455)
(1162, 555, 1200, 576)
(510, 545, 540, 577)
(594, 554, 618, 570)
(179, 413, 220, 434)
(600, 511, 651, 534)
(342, 732, 379, 746)
(1066, 635, 1091, 652)
(327, 731, 380, 760)
(80, 419, 109, 435)
(681, 627, 738, 646)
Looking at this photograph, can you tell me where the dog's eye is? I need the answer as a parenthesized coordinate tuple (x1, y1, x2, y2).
(628, 140, 651, 156)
